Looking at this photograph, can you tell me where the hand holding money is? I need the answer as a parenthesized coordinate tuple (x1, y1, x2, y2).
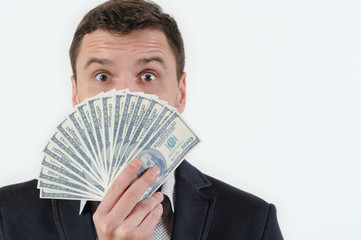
(37, 89, 200, 201)
(94, 158, 163, 239)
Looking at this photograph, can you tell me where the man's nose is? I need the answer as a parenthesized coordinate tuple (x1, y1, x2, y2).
(114, 75, 134, 91)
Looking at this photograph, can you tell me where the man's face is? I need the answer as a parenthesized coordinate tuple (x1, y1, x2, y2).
(72, 29, 186, 113)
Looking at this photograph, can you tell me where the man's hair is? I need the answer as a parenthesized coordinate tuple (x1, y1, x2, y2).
(69, 0, 185, 83)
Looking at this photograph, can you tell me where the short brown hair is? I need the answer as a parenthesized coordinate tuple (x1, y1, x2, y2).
(69, 0, 185, 82)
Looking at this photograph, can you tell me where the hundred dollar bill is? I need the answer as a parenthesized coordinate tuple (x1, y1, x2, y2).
(39, 155, 103, 195)
(38, 173, 101, 199)
(113, 92, 138, 163)
(68, 110, 100, 172)
(38, 180, 99, 200)
(55, 120, 103, 183)
(87, 95, 106, 170)
(114, 94, 152, 175)
(39, 89, 200, 201)
(130, 111, 200, 200)
(111, 90, 127, 148)
(101, 94, 114, 177)
(38, 165, 102, 197)
(110, 91, 127, 172)
(43, 137, 104, 192)
(76, 100, 106, 175)
(110, 98, 174, 183)
(124, 103, 175, 164)
(40, 189, 99, 200)
(110, 99, 166, 184)
(116, 97, 157, 169)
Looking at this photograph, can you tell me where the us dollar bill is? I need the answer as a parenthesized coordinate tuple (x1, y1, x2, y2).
(38, 90, 200, 201)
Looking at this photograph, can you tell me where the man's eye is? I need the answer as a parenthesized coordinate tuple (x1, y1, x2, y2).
(95, 72, 111, 82)
(140, 72, 156, 82)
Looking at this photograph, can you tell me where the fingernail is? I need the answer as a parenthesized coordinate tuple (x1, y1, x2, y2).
(130, 159, 141, 168)
(150, 167, 160, 177)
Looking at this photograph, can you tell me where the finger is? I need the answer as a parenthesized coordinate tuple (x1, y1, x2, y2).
(113, 203, 163, 239)
(138, 203, 163, 236)
(123, 192, 164, 227)
(109, 166, 160, 220)
(97, 158, 142, 214)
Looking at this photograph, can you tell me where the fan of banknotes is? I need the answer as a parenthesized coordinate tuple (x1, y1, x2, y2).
(37, 89, 200, 201)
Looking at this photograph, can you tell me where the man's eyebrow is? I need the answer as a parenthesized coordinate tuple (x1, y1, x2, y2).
(137, 56, 167, 69)
(84, 58, 113, 69)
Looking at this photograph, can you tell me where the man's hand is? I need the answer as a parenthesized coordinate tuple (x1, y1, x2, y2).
(93, 158, 164, 239)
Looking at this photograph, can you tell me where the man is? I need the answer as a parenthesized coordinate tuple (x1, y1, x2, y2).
(0, 0, 283, 239)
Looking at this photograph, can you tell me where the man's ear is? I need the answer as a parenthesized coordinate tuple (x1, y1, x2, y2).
(71, 75, 79, 107)
(176, 72, 186, 114)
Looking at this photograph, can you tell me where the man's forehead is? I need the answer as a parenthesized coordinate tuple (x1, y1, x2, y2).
(77, 29, 175, 66)
(83, 56, 168, 70)
(81, 29, 170, 53)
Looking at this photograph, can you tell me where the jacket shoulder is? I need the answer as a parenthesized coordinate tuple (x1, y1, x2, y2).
(203, 172, 283, 239)
(176, 161, 283, 239)
(0, 179, 47, 212)
(0, 180, 60, 239)
(205, 174, 270, 211)
(178, 161, 270, 210)
(0, 179, 39, 202)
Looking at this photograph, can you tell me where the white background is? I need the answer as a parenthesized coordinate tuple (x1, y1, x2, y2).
(1, 0, 361, 239)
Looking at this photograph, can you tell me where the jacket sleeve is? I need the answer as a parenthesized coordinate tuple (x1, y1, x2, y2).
(261, 204, 284, 240)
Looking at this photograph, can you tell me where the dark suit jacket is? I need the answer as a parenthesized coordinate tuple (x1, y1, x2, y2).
(0, 161, 283, 239)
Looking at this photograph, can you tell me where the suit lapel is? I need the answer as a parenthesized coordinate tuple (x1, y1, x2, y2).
(172, 161, 215, 240)
(52, 199, 97, 240)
